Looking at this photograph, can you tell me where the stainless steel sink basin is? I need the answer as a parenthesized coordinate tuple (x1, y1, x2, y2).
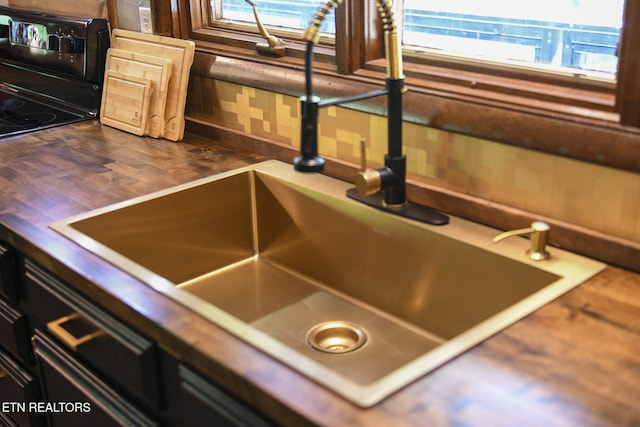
(50, 160, 605, 407)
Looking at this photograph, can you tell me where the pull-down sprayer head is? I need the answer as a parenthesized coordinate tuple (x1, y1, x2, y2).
(303, 0, 402, 80)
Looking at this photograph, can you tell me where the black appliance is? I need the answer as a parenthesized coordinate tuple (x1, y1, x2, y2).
(0, 7, 109, 138)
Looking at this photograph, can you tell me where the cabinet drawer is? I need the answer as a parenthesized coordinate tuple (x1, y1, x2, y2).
(33, 330, 158, 427)
(0, 242, 19, 304)
(179, 364, 275, 427)
(23, 259, 162, 410)
(0, 348, 44, 427)
(0, 297, 31, 364)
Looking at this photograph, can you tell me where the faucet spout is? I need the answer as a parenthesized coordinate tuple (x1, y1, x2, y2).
(295, 0, 449, 225)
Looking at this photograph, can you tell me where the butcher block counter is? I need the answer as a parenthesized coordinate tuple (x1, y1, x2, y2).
(0, 120, 638, 426)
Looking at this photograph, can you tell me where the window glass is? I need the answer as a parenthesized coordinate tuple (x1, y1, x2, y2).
(212, 0, 335, 34)
(402, 0, 623, 77)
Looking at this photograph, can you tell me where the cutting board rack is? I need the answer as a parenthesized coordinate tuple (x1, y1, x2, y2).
(100, 30, 195, 142)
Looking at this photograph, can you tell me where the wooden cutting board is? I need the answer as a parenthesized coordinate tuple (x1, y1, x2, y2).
(106, 48, 172, 138)
(110, 29, 195, 142)
(100, 70, 153, 136)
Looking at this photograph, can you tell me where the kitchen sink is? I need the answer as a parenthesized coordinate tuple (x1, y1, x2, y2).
(50, 160, 605, 407)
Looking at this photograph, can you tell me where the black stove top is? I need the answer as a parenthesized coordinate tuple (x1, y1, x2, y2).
(0, 89, 85, 138)
(0, 7, 109, 139)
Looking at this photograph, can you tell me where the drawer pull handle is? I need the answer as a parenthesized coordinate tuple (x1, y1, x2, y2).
(47, 313, 105, 351)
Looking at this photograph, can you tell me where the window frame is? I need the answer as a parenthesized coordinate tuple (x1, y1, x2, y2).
(346, 1, 619, 115)
(157, 0, 640, 173)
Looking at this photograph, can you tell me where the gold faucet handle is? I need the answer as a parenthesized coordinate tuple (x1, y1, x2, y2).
(493, 221, 551, 261)
(355, 139, 381, 196)
(358, 137, 368, 172)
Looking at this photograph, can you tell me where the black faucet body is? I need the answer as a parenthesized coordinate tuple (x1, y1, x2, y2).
(295, 95, 324, 172)
(383, 77, 407, 207)
(295, 77, 406, 206)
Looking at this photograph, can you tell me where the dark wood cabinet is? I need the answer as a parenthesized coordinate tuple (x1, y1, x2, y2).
(33, 330, 158, 427)
(0, 348, 44, 427)
(0, 297, 31, 364)
(179, 364, 275, 427)
(22, 259, 162, 410)
(0, 242, 19, 304)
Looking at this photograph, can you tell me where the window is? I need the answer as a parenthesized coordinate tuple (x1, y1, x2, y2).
(204, 0, 625, 77)
(401, 0, 623, 78)
(211, 0, 335, 34)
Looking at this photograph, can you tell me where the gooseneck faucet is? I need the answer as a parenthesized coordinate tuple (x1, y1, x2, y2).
(294, 0, 448, 225)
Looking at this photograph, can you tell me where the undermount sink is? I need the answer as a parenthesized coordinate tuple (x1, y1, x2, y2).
(50, 160, 605, 407)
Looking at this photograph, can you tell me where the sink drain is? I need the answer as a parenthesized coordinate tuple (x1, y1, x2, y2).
(306, 321, 368, 354)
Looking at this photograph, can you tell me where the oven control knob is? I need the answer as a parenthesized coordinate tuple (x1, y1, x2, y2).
(48, 35, 78, 53)
(59, 36, 78, 54)
(47, 34, 60, 51)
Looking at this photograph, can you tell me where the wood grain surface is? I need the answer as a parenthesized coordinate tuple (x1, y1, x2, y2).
(100, 70, 153, 135)
(0, 121, 638, 426)
(110, 29, 195, 142)
(105, 48, 173, 138)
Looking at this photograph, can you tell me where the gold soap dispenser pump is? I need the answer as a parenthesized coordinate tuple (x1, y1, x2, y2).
(493, 221, 551, 261)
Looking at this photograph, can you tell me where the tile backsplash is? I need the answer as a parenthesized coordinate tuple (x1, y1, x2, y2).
(187, 76, 640, 243)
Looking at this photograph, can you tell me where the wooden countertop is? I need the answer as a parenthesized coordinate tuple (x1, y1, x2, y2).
(1, 121, 638, 426)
